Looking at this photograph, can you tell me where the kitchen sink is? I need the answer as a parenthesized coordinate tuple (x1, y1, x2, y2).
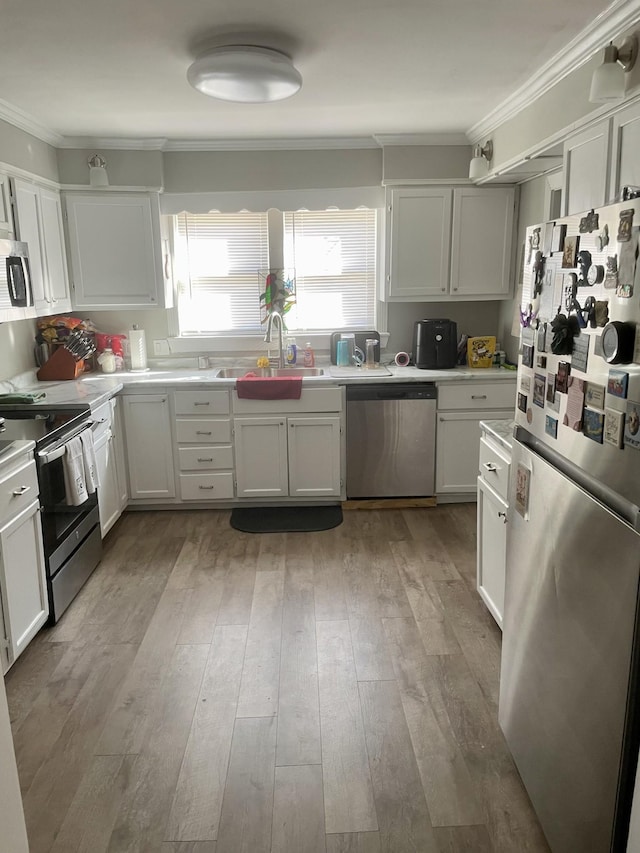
(214, 367, 324, 378)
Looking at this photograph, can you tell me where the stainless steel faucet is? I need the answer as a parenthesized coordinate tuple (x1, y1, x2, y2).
(264, 311, 285, 368)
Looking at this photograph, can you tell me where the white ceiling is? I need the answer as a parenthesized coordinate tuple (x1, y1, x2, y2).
(0, 0, 614, 143)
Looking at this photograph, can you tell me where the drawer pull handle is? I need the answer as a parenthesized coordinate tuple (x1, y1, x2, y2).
(194, 401, 210, 406)
(483, 462, 498, 473)
(12, 485, 30, 496)
(197, 458, 213, 462)
(471, 394, 488, 400)
(498, 510, 508, 523)
(199, 485, 215, 490)
(196, 431, 212, 435)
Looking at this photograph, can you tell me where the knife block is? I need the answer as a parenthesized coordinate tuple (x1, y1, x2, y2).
(36, 346, 84, 381)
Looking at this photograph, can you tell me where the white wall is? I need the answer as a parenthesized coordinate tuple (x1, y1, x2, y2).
(387, 301, 502, 356)
(56, 149, 163, 187)
(0, 119, 58, 181)
(0, 320, 38, 381)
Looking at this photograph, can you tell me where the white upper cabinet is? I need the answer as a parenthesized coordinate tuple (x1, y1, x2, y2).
(0, 175, 15, 236)
(450, 187, 515, 299)
(64, 192, 171, 310)
(384, 186, 515, 301)
(12, 179, 71, 315)
(563, 118, 612, 214)
(610, 101, 640, 204)
(386, 188, 452, 299)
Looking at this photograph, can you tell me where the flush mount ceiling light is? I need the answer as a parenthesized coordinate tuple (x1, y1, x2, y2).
(589, 35, 638, 103)
(469, 140, 493, 181)
(187, 45, 302, 103)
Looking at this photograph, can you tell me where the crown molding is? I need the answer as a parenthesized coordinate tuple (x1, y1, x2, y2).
(0, 98, 64, 147)
(162, 136, 380, 151)
(58, 137, 168, 150)
(374, 133, 470, 146)
(467, 0, 640, 144)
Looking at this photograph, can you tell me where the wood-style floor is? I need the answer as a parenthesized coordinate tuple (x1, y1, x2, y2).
(5, 505, 550, 853)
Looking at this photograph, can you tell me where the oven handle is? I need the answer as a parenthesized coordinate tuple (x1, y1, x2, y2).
(37, 419, 96, 465)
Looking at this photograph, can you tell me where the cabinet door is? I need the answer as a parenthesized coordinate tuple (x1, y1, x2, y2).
(288, 416, 342, 497)
(39, 188, 71, 312)
(65, 193, 164, 309)
(0, 499, 48, 665)
(477, 476, 507, 628)
(12, 178, 47, 311)
(610, 101, 640, 203)
(450, 187, 515, 298)
(386, 188, 452, 299)
(563, 119, 611, 215)
(436, 409, 513, 495)
(0, 175, 14, 235)
(94, 431, 121, 536)
(111, 398, 128, 511)
(234, 417, 288, 498)
(122, 394, 175, 500)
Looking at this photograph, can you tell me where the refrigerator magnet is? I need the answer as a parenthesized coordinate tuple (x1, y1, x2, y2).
(515, 463, 531, 519)
(624, 401, 640, 449)
(562, 235, 580, 269)
(546, 373, 556, 402)
(536, 355, 547, 369)
(585, 382, 605, 410)
(604, 407, 625, 448)
(583, 408, 605, 443)
(548, 392, 561, 413)
(533, 373, 546, 407)
(563, 376, 585, 431)
(579, 210, 599, 233)
(517, 392, 528, 412)
(537, 323, 548, 352)
(551, 223, 566, 254)
(572, 334, 589, 373)
(556, 361, 571, 393)
(522, 344, 534, 368)
(545, 415, 558, 439)
(520, 376, 531, 394)
(604, 255, 618, 289)
(617, 209, 634, 242)
(607, 370, 629, 398)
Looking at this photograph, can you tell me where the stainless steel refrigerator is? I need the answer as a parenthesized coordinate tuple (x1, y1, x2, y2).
(501, 196, 640, 852)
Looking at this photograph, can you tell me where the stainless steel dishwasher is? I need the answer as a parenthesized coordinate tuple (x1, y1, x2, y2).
(346, 383, 436, 498)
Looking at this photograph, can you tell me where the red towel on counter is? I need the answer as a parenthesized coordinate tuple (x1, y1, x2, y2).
(236, 375, 303, 400)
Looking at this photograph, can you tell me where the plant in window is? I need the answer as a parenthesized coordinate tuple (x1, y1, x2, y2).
(258, 268, 296, 324)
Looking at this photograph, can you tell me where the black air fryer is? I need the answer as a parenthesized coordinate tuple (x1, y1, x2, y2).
(413, 319, 458, 369)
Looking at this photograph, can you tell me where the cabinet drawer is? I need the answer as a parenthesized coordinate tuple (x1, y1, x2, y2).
(180, 472, 234, 501)
(178, 445, 233, 471)
(0, 458, 39, 522)
(91, 400, 113, 442)
(176, 418, 231, 443)
(438, 381, 515, 411)
(479, 436, 510, 501)
(175, 390, 229, 415)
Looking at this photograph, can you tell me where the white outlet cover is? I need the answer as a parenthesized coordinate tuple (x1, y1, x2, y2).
(153, 339, 170, 356)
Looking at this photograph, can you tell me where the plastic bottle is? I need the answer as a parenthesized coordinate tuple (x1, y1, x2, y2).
(286, 336, 297, 365)
(303, 342, 315, 368)
(98, 344, 116, 374)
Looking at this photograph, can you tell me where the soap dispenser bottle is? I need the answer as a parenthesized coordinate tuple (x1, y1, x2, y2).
(303, 342, 315, 368)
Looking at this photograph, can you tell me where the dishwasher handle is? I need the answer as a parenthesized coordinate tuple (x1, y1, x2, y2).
(346, 383, 436, 402)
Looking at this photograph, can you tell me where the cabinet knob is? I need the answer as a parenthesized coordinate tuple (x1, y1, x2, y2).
(12, 485, 30, 496)
(194, 401, 210, 406)
(498, 510, 507, 523)
(196, 431, 212, 435)
(483, 462, 498, 473)
(199, 485, 215, 490)
(197, 458, 213, 463)
(471, 395, 488, 400)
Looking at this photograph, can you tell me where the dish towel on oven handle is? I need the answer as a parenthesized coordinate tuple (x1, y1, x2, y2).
(79, 428, 99, 494)
(63, 436, 88, 505)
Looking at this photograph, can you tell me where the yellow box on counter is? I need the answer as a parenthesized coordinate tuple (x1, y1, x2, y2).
(467, 336, 496, 368)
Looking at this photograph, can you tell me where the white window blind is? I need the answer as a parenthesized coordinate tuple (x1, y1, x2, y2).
(283, 209, 377, 330)
(175, 211, 269, 334)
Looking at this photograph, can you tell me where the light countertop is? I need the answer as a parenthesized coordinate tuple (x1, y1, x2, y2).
(0, 439, 36, 467)
(0, 363, 516, 411)
(480, 419, 515, 452)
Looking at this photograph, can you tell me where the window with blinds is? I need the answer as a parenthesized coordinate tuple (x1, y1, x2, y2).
(175, 211, 269, 334)
(174, 207, 377, 335)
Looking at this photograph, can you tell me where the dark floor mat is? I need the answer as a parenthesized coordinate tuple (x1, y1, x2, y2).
(230, 505, 343, 533)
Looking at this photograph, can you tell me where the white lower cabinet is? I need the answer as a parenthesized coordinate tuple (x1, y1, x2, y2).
(0, 465, 48, 672)
(235, 414, 342, 499)
(94, 398, 127, 536)
(122, 394, 175, 500)
(435, 380, 516, 498)
(476, 477, 507, 628)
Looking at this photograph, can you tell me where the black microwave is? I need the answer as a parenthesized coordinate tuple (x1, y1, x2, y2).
(0, 239, 33, 309)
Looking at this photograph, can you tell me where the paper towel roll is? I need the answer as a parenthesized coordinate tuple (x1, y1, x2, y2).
(129, 326, 148, 372)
